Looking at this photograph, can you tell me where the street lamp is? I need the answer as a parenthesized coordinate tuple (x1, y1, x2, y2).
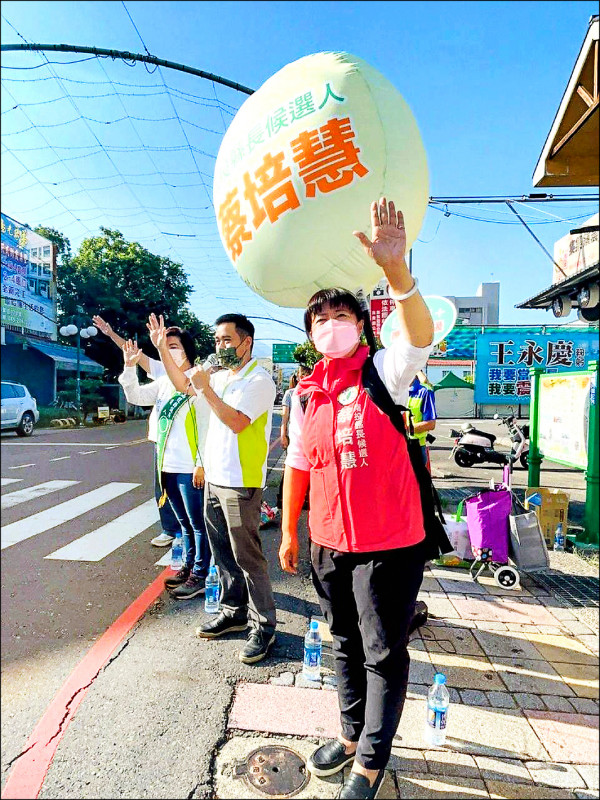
(59, 305, 97, 419)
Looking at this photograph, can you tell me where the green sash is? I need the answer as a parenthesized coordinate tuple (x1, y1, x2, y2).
(156, 392, 196, 506)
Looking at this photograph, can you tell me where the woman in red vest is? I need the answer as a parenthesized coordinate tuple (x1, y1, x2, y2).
(279, 197, 434, 800)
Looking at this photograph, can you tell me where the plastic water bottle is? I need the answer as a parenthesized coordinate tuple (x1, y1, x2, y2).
(554, 523, 565, 552)
(425, 673, 450, 746)
(303, 620, 322, 680)
(204, 565, 220, 613)
(170, 532, 184, 570)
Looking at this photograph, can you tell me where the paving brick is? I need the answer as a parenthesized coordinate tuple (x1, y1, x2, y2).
(475, 622, 509, 631)
(472, 631, 541, 660)
(460, 690, 490, 706)
(565, 621, 596, 636)
(526, 634, 597, 665)
(487, 692, 517, 709)
(549, 661, 599, 699)
(536, 624, 568, 635)
(422, 626, 486, 657)
(389, 746, 426, 772)
(295, 674, 322, 689)
(526, 761, 586, 789)
(513, 693, 545, 710)
(575, 765, 599, 791)
(228, 683, 339, 738)
(426, 596, 464, 620)
(486, 780, 577, 798)
(396, 773, 490, 798)
(577, 636, 600, 655)
(429, 653, 505, 691)
(570, 698, 600, 715)
(549, 608, 578, 621)
(269, 671, 295, 686)
(474, 756, 532, 784)
(542, 694, 579, 712)
(492, 657, 574, 696)
(424, 750, 480, 778)
(523, 711, 599, 765)
(395, 698, 548, 760)
(452, 597, 557, 626)
(574, 790, 600, 799)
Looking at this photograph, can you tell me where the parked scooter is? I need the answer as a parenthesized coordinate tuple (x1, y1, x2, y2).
(450, 411, 529, 470)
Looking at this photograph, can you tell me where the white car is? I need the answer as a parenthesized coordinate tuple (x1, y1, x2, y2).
(1, 381, 40, 436)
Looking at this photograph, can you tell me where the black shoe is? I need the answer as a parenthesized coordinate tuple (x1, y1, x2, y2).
(164, 566, 190, 589)
(408, 600, 429, 634)
(338, 771, 384, 799)
(307, 740, 356, 777)
(195, 612, 248, 639)
(169, 573, 205, 600)
(238, 629, 275, 664)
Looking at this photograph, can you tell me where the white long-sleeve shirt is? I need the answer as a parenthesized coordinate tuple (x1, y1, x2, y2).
(119, 366, 209, 473)
(285, 338, 432, 473)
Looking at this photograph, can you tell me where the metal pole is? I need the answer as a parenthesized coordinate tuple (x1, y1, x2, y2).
(582, 360, 599, 548)
(76, 329, 81, 422)
(0, 43, 255, 95)
(527, 367, 544, 489)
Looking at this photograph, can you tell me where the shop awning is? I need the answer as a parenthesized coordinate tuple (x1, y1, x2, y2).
(27, 339, 104, 373)
(532, 15, 599, 187)
(516, 264, 599, 309)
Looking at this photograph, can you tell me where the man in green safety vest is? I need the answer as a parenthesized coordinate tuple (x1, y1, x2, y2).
(408, 370, 437, 471)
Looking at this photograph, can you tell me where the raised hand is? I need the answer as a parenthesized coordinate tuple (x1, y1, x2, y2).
(92, 315, 113, 336)
(122, 339, 142, 367)
(147, 313, 167, 351)
(353, 197, 407, 272)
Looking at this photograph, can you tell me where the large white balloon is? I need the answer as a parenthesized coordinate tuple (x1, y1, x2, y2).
(214, 52, 429, 308)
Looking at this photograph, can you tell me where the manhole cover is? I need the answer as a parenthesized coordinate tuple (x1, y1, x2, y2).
(234, 745, 309, 798)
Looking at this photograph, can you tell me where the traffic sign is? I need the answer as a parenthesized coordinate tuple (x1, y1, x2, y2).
(272, 343, 298, 363)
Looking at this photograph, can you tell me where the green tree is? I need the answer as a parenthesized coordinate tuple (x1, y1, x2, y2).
(58, 377, 105, 423)
(293, 340, 322, 369)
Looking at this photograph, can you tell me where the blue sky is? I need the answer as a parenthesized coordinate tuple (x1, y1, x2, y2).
(1, 0, 598, 355)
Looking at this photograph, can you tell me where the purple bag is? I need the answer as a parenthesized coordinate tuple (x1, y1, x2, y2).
(465, 489, 511, 564)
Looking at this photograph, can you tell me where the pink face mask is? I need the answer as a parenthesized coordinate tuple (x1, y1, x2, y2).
(312, 319, 361, 358)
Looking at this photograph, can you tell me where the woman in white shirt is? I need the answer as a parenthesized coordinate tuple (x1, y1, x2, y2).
(118, 327, 211, 599)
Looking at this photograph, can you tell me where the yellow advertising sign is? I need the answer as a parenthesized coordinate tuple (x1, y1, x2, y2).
(538, 373, 591, 469)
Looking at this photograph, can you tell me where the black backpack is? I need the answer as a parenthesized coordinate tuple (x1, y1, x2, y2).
(300, 357, 453, 561)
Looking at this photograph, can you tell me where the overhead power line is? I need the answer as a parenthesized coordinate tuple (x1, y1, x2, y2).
(0, 43, 255, 95)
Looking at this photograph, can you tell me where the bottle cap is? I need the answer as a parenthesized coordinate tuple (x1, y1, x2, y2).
(310, 620, 319, 631)
(434, 673, 446, 684)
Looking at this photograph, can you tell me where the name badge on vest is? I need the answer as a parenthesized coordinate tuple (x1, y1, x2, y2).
(337, 386, 359, 406)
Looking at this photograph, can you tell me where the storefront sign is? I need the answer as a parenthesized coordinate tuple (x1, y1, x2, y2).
(474, 330, 599, 404)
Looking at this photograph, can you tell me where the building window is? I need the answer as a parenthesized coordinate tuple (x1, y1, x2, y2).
(442, 370, 451, 377)
(42, 246, 51, 257)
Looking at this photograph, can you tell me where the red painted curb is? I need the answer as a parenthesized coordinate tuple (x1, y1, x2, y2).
(1, 568, 171, 800)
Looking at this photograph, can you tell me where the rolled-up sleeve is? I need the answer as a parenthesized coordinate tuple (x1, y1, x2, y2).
(374, 337, 432, 405)
(285, 393, 310, 472)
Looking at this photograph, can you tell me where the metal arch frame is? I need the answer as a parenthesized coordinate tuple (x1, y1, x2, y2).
(0, 43, 255, 95)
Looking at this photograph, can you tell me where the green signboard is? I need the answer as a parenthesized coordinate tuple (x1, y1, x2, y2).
(272, 343, 298, 363)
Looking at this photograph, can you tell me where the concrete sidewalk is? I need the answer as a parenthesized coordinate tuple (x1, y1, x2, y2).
(217, 563, 599, 799)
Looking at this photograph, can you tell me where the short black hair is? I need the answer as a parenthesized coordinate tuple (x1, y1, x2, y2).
(304, 288, 363, 335)
(215, 314, 255, 344)
(165, 326, 197, 366)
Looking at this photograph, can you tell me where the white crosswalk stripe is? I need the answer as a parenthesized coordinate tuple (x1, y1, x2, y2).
(1, 478, 23, 486)
(45, 499, 159, 562)
(1, 480, 79, 510)
(155, 549, 173, 566)
(1, 482, 139, 550)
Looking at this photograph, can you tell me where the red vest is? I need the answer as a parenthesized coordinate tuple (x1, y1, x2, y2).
(297, 346, 425, 553)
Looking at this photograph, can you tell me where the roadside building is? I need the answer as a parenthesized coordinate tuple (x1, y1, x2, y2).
(517, 15, 599, 323)
(1, 212, 103, 405)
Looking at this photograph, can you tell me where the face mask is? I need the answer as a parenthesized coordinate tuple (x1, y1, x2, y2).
(217, 341, 245, 369)
(312, 319, 360, 358)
